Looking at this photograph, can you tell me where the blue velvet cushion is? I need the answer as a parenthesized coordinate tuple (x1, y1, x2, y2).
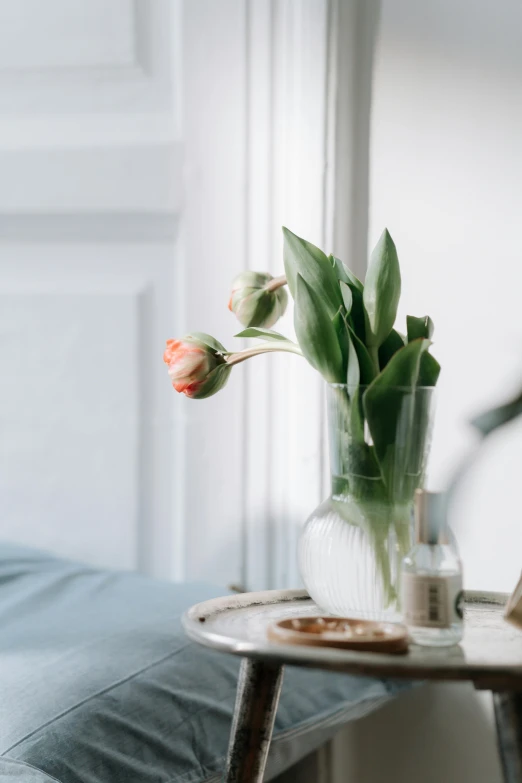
(0, 543, 405, 782)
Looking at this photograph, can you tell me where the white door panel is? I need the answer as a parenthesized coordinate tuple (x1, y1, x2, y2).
(0, 291, 139, 569)
(0, 0, 135, 71)
(0, 0, 182, 577)
(0, 246, 178, 575)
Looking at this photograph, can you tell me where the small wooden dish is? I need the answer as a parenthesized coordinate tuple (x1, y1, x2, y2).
(268, 616, 409, 654)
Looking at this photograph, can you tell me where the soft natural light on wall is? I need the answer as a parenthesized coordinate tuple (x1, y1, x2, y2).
(370, 0, 522, 591)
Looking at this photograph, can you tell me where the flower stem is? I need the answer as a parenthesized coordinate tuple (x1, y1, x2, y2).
(369, 343, 380, 375)
(265, 274, 287, 293)
(225, 340, 303, 366)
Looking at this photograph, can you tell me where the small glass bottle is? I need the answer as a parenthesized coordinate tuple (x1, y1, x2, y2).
(401, 490, 464, 647)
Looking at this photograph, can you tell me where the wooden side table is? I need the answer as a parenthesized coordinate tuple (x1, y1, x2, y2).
(183, 589, 522, 783)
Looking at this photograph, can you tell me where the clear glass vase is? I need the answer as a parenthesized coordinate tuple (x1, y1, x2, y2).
(298, 383, 436, 620)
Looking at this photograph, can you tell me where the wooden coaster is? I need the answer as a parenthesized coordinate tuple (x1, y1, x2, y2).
(268, 616, 409, 654)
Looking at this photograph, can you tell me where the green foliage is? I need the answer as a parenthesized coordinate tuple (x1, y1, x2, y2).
(235, 327, 302, 357)
(347, 324, 376, 385)
(363, 229, 401, 351)
(283, 228, 342, 318)
(294, 274, 344, 382)
(181, 228, 442, 508)
(418, 351, 441, 386)
(280, 225, 440, 500)
(235, 327, 290, 342)
(332, 310, 350, 375)
(346, 327, 360, 389)
(363, 339, 430, 494)
(330, 255, 364, 292)
(340, 281, 353, 314)
(407, 315, 434, 342)
(378, 328, 405, 369)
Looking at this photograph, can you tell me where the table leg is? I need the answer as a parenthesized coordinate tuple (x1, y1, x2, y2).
(223, 658, 284, 783)
(493, 692, 522, 783)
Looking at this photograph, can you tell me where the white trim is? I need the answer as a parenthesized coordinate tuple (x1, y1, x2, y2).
(332, 0, 380, 279)
(243, 0, 330, 591)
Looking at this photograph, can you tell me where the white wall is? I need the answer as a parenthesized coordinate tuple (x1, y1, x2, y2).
(331, 684, 502, 783)
(370, 0, 522, 595)
(349, 3, 521, 782)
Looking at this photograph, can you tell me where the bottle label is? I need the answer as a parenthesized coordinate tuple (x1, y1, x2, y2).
(401, 573, 463, 628)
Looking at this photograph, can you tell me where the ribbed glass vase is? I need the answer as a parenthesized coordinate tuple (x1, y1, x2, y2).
(298, 383, 436, 620)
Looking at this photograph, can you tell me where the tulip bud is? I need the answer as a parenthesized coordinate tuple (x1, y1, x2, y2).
(163, 334, 231, 399)
(228, 271, 288, 328)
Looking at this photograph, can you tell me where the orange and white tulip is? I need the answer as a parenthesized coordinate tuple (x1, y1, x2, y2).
(164, 328, 302, 400)
(163, 334, 230, 399)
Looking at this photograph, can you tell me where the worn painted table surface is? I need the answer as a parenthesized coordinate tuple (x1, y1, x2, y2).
(184, 588, 522, 689)
(184, 589, 522, 782)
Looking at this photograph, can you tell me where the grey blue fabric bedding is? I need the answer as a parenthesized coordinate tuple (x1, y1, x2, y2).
(0, 542, 407, 782)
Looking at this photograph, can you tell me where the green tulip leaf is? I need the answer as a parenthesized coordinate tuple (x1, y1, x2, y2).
(242, 340, 302, 357)
(332, 310, 349, 374)
(378, 328, 405, 370)
(347, 324, 376, 385)
(471, 388, 522, 437)
(337, 442, 384, 494)
(340, 281, 353, 315)
(235, 327, 289, 342)
(294, 274, 344, 382)
(328, 386, 380, 487)
(363, 229, 401, 350)
(329, 255, 366, 341)
(363, 338, 430, 492)
(349, 386, 366, 443)
(346, 285, 366, 344)
(346, 327, 360, 389)
(407, 350, 440, 487)
(418, 351, 441, 386)
(407, 315, 434, 342)
(283, 227, 342, 318)
(329, 255, 364, 292)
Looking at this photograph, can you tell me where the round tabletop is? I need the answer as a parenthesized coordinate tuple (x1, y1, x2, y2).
(183, 588, 522, 689)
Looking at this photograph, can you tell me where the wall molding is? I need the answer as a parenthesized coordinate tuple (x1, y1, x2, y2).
(0, 0, 173, 114)
(0, 1, 153, 82)
(0, 214, 178, 244)
(0, 143, 181, 215)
